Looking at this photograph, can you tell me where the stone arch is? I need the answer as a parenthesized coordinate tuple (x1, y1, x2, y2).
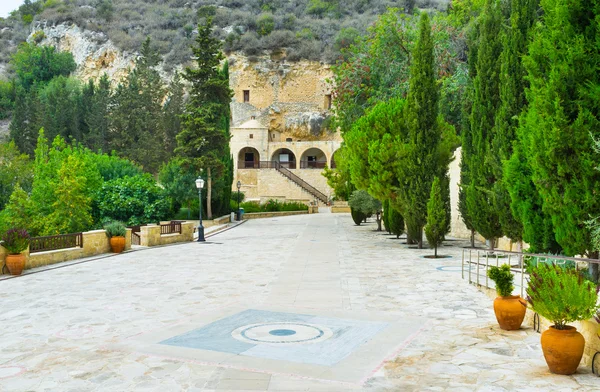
(238, 147, 260, 169)
(299, 147, 328, 169)
(271, 148, 297, 169)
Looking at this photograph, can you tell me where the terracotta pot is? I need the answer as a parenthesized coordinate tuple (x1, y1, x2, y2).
(109, 236, 126, 253)
(493, 295, 527, 330)
(5, 253, 26, 276)
(541, 326, 585, 375)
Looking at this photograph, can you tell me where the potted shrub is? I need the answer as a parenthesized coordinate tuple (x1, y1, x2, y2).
(104, 221, 127, 253)
(527, 263, 600, 375)
(487, 264, 526, 330)
(1, 229, 30, 276)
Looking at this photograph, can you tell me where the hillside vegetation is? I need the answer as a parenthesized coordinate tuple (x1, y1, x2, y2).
(0, 0, 448, 71)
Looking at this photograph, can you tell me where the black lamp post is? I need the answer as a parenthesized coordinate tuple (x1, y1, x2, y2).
(195, 177, 205, 242)
(236, 180, 242, 221)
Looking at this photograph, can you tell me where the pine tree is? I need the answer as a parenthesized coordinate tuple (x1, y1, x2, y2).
(162, 72, 185, 157)
(84, 74, 111, 152)
(110, 38, 166, 173)
(463, 0, 503, 248)
(425, 177, 448, 257)
(176, 19, 233, 219)
(383, 199, 391, 234)
(517, 0, 600, 277)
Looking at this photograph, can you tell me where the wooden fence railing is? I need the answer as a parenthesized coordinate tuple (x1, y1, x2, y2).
(160, 221, 182, 235)
(30, 233, 83, 254)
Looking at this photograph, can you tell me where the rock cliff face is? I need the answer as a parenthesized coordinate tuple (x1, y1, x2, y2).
(34, 23, 135, 82)
(28, 23, 335, 138)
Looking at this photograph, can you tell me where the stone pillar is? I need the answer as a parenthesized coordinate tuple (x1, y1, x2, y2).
(82, 230, 111, 257)
(181, 222, 195, 241)
(140, 225, 160, 247)
(125, 228, 132, 251)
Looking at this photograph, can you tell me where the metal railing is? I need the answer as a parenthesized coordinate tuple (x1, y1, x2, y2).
(239, 160, 298, 169)
(462, 248, 600, 298)
(274, 162, 328, 203)
(30, 233, 83, 254)
(160, 221, 182, 235)
(299, 161, 327, 169)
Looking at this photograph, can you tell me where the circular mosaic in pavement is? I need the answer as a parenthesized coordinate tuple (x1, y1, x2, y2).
(231, 322, 333, 345)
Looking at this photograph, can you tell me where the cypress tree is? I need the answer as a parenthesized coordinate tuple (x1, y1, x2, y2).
(463, 0, 503, 248)
(396, 12, 455, 248)
(84, 74, 111, 152)
(517, 0, 600, 278)
(492, 0, 539, 245)
(425, 177, 447, 257)
(383, 199, 391, 234)
(176, 18, 233, 219)
(388, 205, 405, 239)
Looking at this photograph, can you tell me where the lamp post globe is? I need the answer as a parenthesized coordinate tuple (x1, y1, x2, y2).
(195, 177, 205, 242)
(236, 181, 242, 221)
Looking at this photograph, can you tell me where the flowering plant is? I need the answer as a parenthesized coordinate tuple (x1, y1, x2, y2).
(0, 228, 30, 254)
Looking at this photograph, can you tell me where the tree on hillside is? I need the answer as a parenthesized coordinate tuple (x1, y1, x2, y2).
(516, 0, 600, 278)
(463, 0, 503, 249)
(425, 177, 448, 257)
(395, 12, 455, 248)
(162, 72, 185, 157)
(176, 18, 233, 219)
(83, 74, 112, 152)
(110, 38, 166, 173)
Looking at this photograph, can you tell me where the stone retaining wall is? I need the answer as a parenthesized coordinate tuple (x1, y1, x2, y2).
(331, 201, 351, 213)
(243, 211, 309, 220)
(1, 229, 132, 274)
(140, 222, 195, 247)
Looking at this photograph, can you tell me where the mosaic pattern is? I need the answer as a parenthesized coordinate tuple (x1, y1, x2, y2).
(160, 309, 388, 366)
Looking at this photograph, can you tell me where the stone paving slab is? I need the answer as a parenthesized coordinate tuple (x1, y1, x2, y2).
(0, 214, 599, 391)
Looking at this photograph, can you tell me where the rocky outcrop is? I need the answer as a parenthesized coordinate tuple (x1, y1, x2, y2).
(32, 23, 135, 82)
(24, 23, 335, 136)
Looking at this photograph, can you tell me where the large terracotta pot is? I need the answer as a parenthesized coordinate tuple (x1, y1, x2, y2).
(5, 253, 26, 276)
(109, 236, 126, 253)
(493, 295, 527, 330)
(541, 326, 585, 375)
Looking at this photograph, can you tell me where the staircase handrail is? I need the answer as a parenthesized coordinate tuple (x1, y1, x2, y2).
(271, 161, 328, 203)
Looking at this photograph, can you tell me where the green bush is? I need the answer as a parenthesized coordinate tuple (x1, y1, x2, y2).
(95, 174, 171, 225)
(104, 221, 126, 238)
(351, 207, 367, 225)
(527, 263, 600, 329)
(0, 228, 30, 254)
(488, 264, 514, 297)
(240, 201, 262, 213)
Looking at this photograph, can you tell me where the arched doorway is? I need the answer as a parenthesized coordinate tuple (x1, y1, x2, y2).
(331, 149, 340, 169)
(300, 148, 327, 169)
(238, 147, 260, 169)
(271, 148, 297, 169)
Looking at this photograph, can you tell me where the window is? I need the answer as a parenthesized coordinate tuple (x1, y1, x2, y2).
(286, 138, 293, 142)
(249, 134, 254, 139)
(243, 90, 250, 103)
(324, 94, 332, 109)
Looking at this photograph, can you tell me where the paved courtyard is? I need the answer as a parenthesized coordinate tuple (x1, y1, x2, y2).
(1, 214, 599, 391)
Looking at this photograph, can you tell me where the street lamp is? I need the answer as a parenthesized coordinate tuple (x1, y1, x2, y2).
(195, 177, 205, 242)
(236, 180, 242, 221)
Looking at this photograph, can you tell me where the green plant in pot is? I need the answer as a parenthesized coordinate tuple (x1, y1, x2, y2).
(1, 228, 30, 275)
(104, 221, 127, 253)
(487, 264, 527, 330)
(527, 263, 600, 375)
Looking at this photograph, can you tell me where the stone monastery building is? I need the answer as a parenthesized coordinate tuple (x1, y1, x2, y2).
(228, 56, 342, 205)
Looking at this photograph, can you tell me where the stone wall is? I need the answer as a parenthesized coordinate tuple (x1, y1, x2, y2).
(237, 168, 332, 203)
(140, 222, 195, 247)
(243, 211, 309, 220)
(331, 201, 351, 213)
(1, 229, 132, 274)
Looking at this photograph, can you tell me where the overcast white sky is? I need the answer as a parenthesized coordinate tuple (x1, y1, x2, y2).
(0, 0, 24, 18)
